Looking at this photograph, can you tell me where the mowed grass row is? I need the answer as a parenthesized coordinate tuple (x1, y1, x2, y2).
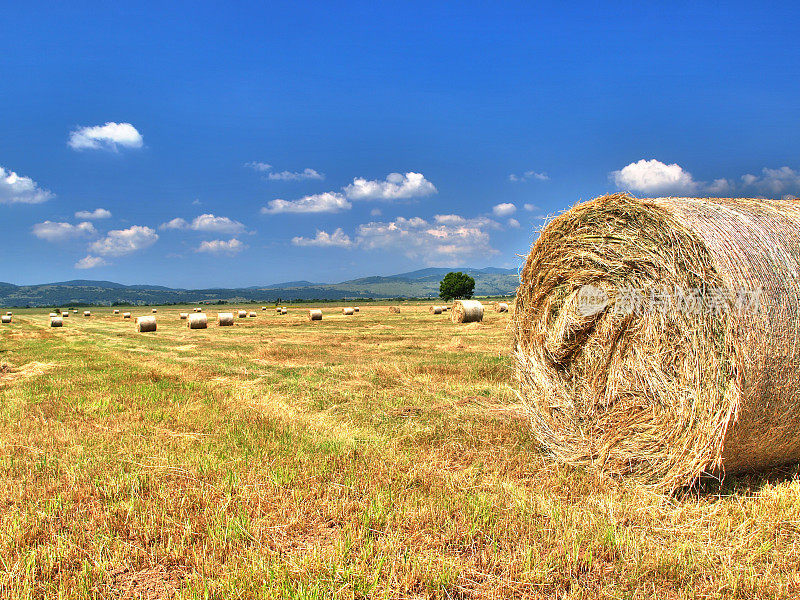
(2, 303, 800, 599)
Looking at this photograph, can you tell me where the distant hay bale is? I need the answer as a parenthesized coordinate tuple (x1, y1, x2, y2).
(261, 306, 267, 311)
(343, 307, 355, 315)
(49, 312, 57, 317)
(113, 309, 120, 314)
(237, 310, 247, 318)
(280, 308, 287, 314)
(1, 315, 11, 324)
(249, 312, 257, 317)
(136, 316, 157, 333)
(72, 310, 77, 313)
(495, 302, 509, 313)
(513, 193, 800, 492)
(429, 306, 442, 314)
(83, 311, 91, 317)
(451, 300, 483, 323)
(194, 307, 202, 312)
(50, 316, 63, 327)
(152, 308, 157, 313)
(5, 311, 11, 316)
(389, 306, 400, 313)
(123, 312, 131, 319)
(354, 307, 360, 312)
(61, 312, 69, 318)
(276, 307, 282, 313)
(179, 313, 188, 320)
(218, 312, 234, 326)
(308, 309, 322, 321)
(187, 313, 208, 329)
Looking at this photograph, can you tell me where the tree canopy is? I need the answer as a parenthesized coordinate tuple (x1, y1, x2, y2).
(439, 271, 475, 301)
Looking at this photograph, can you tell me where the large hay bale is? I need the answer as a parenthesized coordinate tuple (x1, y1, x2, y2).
(513, 193, 800, 492)
(495, 302, 509, 313)
(50, 316, 63, 327)
(1, 315, 11, 324)
(429, 306, 442, 314)
(136, 316, 157, 333)
(342, 307, 355, 315)
(389, 306, 401, 313)
(451, 300, 483, 323)
(83, 311, 91, 317)
(237, 310, 247, 318)
(179, 313, 188, 320)
(308, 309, 322, 321)
(123, 312, 131, 319)
(218, 312, 234, 326)
(187, 313, 208, 329)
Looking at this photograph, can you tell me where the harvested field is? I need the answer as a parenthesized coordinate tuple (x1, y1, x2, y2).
(0, 300, 798, 599)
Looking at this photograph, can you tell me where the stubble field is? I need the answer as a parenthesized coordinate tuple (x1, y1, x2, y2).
(1, 303, 800, 599)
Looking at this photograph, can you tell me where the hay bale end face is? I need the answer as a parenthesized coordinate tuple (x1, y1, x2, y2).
(429, 306, 443, 314)
(342, 307, 355, 315)
(123, 312, 131, 319)
(50, 316, 63, 327)
(451, 300, 483, 323)
(136, 316, 157, 333)
(513, 193, 800, 492)
(187, 313, 208, 329)
(1, 315, 11, 324)
(308, 309, 323, 321)
(217, 312, 234, 326)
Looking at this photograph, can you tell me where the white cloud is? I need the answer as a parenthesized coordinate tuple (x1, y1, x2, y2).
(74, 208, 112, 220)
(0, 166, 54, 204)
(159, 217, 188, 230)
(89, 225, 158, 257)
(32, 221, 96, 242)
(509, 170, 549, 182)
(741, 167, 800, 195)
(195, 238, 246, 255)
(246, 161, 272, 172)
(706, 178, 732, 195)
(523, 203, 541, 212)
(434, 214, 466, 225)
(492, 202, 517, 217)
(508, 218, 521, 228)
(68, 122, 143, 151)
(611, 159, 699, 195)
(261, 192, 351, 214)
(75, 255, 109, 269)
(370, 208, 382, 217)
(344, 172, 437, 201)
(292, 228, 353, 248)
(190, 213, 246, 234)
(356, 215, 498, 266)
(268, 168, 324, 181)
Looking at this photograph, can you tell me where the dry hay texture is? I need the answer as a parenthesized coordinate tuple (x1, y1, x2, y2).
(429, 306, 443, 314)
(389, 306, 401, 313)
(123, 312, 131, 319)
(50, 317, 63, 328)
(83, 311, 91, 317)
(451, 300, 484, 323)
(136, 316, 157, 333)
(342, 307, 355, 315)
(495, 302, 509, 312)
(179, 313, 188, 320)
(308, 309, 323, 321)
(217, 312, 234, 326)
(187, 313, 208, 329)
(1, 316, 10, 324)
(513, 193, 800, 492)
(237, 310, 247, 318)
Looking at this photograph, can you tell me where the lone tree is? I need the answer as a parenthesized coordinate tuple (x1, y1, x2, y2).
(439, 271, 475, 301)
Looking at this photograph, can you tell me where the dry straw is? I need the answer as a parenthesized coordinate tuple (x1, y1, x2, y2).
(389, 306, 401, 313)
(187, 313, 208, 329)
(123, 312, 131, 319)
(1, 315, 11, 324)
(179, 313, 188, 320)
(513, 193, 800, 492)
(50, 316, 63, 328)
(194, 307, 202, 312)
(429, 306, 443, 314)
(308, 309, 323, 321)
(451, 300, 483, 323)
(218, 312, 234, 326)
(136, 316, 157, 333)
(495, 302, 509, 313)
(343, 307, 355, 315)
(261, 306, 267, 311)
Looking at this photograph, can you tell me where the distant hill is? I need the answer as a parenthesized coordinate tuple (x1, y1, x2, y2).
(0, 267, 519, 307)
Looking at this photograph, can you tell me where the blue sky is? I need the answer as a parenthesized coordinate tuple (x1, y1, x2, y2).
(2, 1, 799, 287)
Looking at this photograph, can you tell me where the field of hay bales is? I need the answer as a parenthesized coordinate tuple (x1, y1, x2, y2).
(2, 302, 800, 599)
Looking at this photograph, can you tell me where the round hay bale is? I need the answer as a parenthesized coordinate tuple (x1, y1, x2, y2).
(354, 307, 360, 312)
(83, 311, 91, 317)
(179, 313, 188, 320)
(513, 193, 800, 492)
(218, 312, 234, 326)
(72, 310, 77, 313)
(49, 312, 57, 317)
(276, 307, 282, 313)
(342, 307, 355, 315)
(280, 308, 287, 314)
(261, 306, 267, 311)
(249, 312, 257, 317)
(308, 309, 322, 321)
(136, 316, 157, 333)
(237, 310, 247, 318)
(61, 312, 69, 318)
(50, 316, 63, 327)
(152, 308, 157, 313)
(187, 313, 208, 329)
(429, 306, 442, 315)
(123, 312, 131, 319)
(495, 302, 509, 313)
(5, 311, 12, 316)
(1, 315, 11, 324)
(451, 300, 483, 323)
(113, 309, 120, 314)
(389, 306, 400, 313)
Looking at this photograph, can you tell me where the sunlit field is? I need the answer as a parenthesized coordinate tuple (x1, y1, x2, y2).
(2, 303, 800, 599)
